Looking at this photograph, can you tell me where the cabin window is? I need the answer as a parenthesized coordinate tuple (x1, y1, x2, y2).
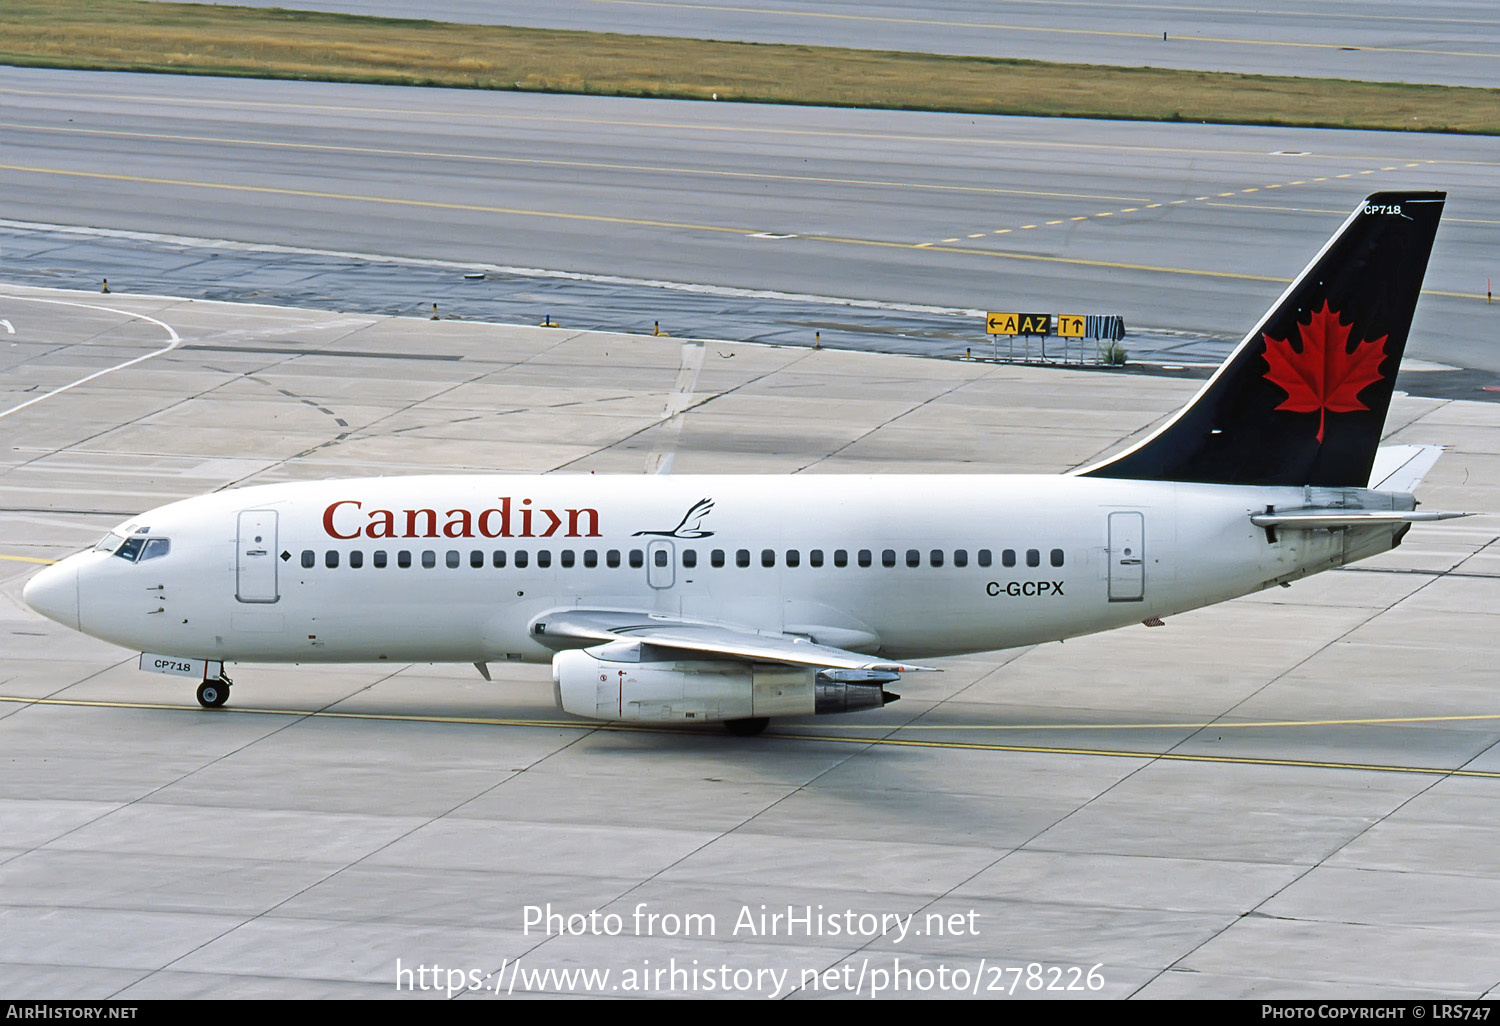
(711, 549, 725, 567)
(1002, 549, 1016, 568)
(514, 550, 529, 569)
(905, 549, 920, 568)
(492, 550, 506, 568)
(470, 550, 484, 568)
(300, 550, 315, 569)
(446, 550, 460, 569)
(809, 549, 824, 568)
(537, 550, 552, 568)
(978, 549, 992, 567)
(654, 549, 669, 568)
(761, 549, 776, 568)
(954, 549, 968, 567)
(682, 549, 697, 568)
(349, 550, 364, 569)
(584, 550, 598, 568)
(736, 549, 750, 568)
(930, 549, 943, 567)
(629, 549, 644, 569)
(325, 550, 340, 569)
(606, 550, 620, 568)
(785, 550, 800, 568)
(421, 550, 436, 569)
(857, 549, 872, 568)
(561, 550, 575, 568)
(1051, 548, 1065, 567)
(398, 550, 412, 568)
(374, 550, 388, 568)
(834, 549, 848, 567)
(1026, 548, 1040, 568)
(882, 549, 896, 568)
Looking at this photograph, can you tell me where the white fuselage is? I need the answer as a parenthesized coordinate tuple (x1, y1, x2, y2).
(39, 474, 1401, 666)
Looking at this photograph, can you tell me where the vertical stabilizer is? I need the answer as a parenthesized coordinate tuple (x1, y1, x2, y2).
(1081, 192, 1445, 486)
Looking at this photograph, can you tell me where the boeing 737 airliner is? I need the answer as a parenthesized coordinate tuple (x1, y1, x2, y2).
(23, 192, 1463, 734)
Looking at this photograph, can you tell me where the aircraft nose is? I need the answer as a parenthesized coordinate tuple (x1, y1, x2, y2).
(23, 560, 80, 631)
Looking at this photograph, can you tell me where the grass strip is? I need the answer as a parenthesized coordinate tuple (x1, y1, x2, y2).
(2, 0, 1497, 134)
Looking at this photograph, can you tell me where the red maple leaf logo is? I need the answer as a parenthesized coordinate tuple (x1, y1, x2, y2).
(1262, 301, 1387, 443)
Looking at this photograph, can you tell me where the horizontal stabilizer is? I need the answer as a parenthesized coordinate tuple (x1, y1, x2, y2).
(1368, 444, 1445, 492)
(1250, 509, 1470, 529)
(529, 608, 935, 672)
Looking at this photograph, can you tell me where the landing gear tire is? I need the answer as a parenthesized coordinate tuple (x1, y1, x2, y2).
(196, 679, 230, 709)
(724, 717, 769, 737)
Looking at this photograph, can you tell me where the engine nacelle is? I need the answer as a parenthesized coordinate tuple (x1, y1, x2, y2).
(552, 642, 898, 724)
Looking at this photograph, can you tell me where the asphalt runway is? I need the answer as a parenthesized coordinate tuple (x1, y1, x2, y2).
(2, 67, 1497, 382)
(183, 0, 1500, 87)
(2, 289, 1498, 998)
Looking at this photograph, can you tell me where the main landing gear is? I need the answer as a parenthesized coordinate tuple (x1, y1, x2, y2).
(196, 674, 232, 709)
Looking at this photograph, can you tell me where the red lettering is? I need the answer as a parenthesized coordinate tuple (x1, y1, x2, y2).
(443, 509, 474, 538)
(478, 497, 512, 538)
(324, 496, 598, 540)
(567, 508, 600, 538)
(367, 509, 395, 538)
(323, 500, 361, 539)
(405, 509, 438, 538)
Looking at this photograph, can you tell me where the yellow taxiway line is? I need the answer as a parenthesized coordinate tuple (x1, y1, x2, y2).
(4, 694, 1497, 779)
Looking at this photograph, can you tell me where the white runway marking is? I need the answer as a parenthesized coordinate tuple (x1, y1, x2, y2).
(0, 294, 182, 421)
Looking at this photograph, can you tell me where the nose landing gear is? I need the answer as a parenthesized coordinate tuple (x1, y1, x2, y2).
(196, 674, 232, 709)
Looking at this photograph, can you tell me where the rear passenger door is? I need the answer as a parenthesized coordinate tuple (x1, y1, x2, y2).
(1107, 511, 1144, 602)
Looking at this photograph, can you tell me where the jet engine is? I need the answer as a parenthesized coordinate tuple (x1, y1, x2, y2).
(552, 642, 898, 725)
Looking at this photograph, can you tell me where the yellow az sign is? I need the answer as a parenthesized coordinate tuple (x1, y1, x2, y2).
(986, 312, 1051, 336)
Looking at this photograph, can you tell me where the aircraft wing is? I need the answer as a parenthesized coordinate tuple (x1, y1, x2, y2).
(529, 608, 935, 673)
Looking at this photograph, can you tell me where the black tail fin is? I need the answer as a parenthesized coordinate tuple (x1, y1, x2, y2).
(1080, 191, 1445, 487)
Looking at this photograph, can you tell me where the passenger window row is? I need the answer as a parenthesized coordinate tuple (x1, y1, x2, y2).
(299, 546, 1066, 570)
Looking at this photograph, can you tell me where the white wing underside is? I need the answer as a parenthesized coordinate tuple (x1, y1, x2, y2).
(529, 609, 935, 672)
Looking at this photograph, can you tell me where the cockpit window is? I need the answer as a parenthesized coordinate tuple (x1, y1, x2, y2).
(114, 536, 170, 562)
(94, 533, 125, 553)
